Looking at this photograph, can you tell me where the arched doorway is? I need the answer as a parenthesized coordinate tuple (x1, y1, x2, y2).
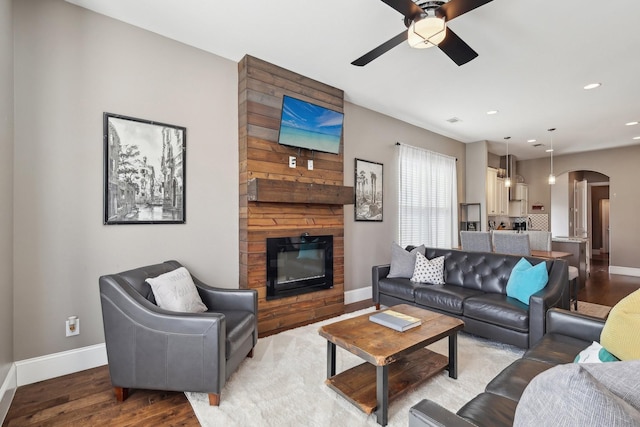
(551, 170, 610, 268)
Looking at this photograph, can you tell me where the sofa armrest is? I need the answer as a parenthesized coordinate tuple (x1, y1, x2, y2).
(528, 259, 569, 347)
(372, 264, 390, 304)
(193, 278, 258, 313)
(546, 308, 605, 342)
(409, 400, 476, 427)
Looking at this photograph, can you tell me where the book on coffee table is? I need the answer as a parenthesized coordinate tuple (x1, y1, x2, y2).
(369, 309, 422, 332)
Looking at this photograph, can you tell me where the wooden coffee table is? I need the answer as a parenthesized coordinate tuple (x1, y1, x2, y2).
(318, 304, 464, 426)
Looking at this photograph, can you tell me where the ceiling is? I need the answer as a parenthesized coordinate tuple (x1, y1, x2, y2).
(65, 0, 640, 160)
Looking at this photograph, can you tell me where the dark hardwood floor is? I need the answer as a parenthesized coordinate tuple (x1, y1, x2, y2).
(5, 256, 640, 426)
(577, 253, 640, 306)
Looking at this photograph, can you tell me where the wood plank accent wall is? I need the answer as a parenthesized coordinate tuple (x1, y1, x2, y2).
(238, 55, 347, 336)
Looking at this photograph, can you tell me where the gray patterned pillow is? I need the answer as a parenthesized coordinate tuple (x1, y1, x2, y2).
(514, 361, 640, 426)
(387, 243, 426, 278)
(146, 267, 208, 313)
(411, 252, 445, 284)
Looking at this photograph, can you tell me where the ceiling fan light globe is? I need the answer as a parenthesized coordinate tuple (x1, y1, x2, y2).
(408, 17, 446, 49)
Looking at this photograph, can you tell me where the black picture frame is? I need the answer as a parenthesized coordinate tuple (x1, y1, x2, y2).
(103, 113, 186, 225)
(354, 158, 383, 221)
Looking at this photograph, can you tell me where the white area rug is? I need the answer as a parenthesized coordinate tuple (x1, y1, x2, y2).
(186, 309, 524, 426)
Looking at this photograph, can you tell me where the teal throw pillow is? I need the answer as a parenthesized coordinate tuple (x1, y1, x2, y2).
(574, 341, 620, 363)
(506, 258, 549, 305)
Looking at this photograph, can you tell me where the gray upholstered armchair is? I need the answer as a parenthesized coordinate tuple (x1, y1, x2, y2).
(99, 260, 258, 406)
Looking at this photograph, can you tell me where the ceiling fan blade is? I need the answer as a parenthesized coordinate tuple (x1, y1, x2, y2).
(436, 0, 493, 21)
(380, 0, 423, 19)
(351, 31, 408, 66)
(438, 28, 478, 66)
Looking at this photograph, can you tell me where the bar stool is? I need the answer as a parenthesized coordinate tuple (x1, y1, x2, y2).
(569, 266, 579, 310)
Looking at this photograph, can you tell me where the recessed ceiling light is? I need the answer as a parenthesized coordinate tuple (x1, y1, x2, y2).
(625, 121, 639, 126)
(486, 110, 499, 115)
(633, 136, 640, 140)
(583, 83, 601, 90)
(545, 149, 554, 152)
(527, 139, 536, 143)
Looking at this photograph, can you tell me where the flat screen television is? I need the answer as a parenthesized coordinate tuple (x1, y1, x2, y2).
(277, 95, 344, 154)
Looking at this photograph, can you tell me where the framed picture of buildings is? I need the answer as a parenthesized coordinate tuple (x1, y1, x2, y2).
(354, 158, 383, 221)
(103, 113, 186, 225)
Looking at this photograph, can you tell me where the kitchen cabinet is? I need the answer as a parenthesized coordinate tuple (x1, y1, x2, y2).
(509, 183, 528, 217)
(486, 168, 498, 215)
(487, 168, 509, 216)
(496, 178, 509, 215)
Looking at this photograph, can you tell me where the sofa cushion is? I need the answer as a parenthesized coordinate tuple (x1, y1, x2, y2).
(523, 332, 590, 365)
(600, 289, 640, 361)
(485, 359, 554, 401)
(457, 392, 518, 427)
(411, 253, 445, 284)
(377, 277, 423, 302)
(513, 361, 640, 427)
(506, 258, 549, 305)
(463, 293, 529, 332)
(387, 243, 425, 278)
(414, 284, 484, 315)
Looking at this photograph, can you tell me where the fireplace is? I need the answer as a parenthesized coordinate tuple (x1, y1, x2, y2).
(266, 234, 333, 300)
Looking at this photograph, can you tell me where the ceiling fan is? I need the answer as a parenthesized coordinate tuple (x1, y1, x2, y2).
(352, 0, 493, 67)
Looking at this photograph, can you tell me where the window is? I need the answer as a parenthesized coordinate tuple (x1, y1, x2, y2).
(398, 144, 458, 248)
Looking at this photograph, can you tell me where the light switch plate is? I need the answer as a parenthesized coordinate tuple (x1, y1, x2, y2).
(308, 159, 314, 170)
(289, 156, 296, 168)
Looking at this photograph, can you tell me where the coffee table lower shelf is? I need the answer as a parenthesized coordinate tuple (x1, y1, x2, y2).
(325, 347, 448, 414)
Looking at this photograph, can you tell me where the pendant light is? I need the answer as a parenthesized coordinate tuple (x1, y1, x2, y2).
(504, 137, 512, 188)
(548, 128, 556, 185)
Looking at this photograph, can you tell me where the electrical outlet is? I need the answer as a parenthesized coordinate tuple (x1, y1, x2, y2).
(289, 156, 296, 168)
(307, 159, 314, 170)
(66, 317, 80, 337)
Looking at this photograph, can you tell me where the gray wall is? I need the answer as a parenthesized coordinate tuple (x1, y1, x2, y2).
(10, 0, 466, 361)
(517, 145, 640, 269)
(0, 0, 14, 383)
(465, 141, 488, 230)
(13, 0, 239, 360)
(343, 103, 466, 292)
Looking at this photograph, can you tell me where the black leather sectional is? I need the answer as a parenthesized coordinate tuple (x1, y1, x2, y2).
(372, 248, 570, 348)
(408, 309, 606, 427)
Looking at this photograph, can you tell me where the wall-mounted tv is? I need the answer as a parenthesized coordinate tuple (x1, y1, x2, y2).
(277, 95, 344, 155)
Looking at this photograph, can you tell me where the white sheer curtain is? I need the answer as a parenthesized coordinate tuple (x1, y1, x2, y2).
(398, 144, 458, 248)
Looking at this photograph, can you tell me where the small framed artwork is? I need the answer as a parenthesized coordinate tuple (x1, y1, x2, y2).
(354, 158, 383, 221)
(103, 113, 186, 225)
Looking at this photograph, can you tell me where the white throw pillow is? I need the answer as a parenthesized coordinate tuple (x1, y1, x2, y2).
(574, 341, 620, 363)
(146, 267, 207, 313)
(411, 252, 445, 285)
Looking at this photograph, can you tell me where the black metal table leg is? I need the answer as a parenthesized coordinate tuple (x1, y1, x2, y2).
(327, 341, 336, 378)
(375, 365, 389, 426)
(448, 332, 458, 379)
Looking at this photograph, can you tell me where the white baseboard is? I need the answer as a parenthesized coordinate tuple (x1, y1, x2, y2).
(344, 286, 372, 305)
(0, 364, 17, 425)
(15, 343, 107, 387)
(609, 266, 640, 277)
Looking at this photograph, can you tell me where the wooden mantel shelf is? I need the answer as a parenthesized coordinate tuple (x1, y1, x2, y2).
(247, 178, 354, 205)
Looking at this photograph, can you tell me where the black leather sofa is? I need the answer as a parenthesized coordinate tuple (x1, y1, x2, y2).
(372, 248, 569, 348)
(408, 309, 605, 427)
